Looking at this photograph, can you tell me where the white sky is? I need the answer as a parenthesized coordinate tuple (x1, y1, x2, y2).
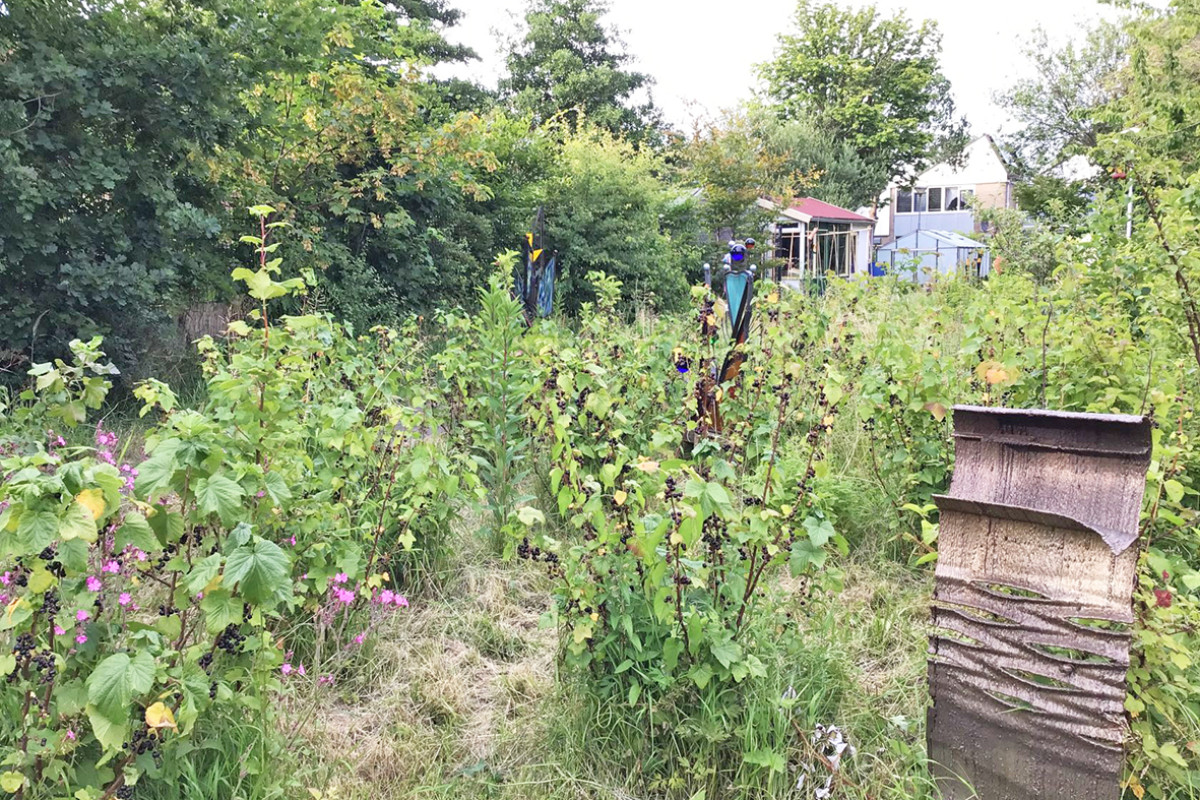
(438, 0, 1132, 137)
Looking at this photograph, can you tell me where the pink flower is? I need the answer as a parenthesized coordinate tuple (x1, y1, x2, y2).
(0, 572, 10, 586)
(103, 561, 120, 574)
(75, 609, 89, 621)
(395, 595, 408, 608)
(118, 593, 131, 607)
(281, 663, 294, 676)
(353, 633, 365, 645)
(86, 576, 102, 592)
(379, 589, 395, 605)
(297, 664, 306, 676)
(334, 588, 355, 605)
(318, 675, 335, 686)
(133, 549, 148, 562)
(54, 625, 66, 636)
(75, 634, 87, 644)
(65, 729, 76, 741)
(334, 572, 348, 584)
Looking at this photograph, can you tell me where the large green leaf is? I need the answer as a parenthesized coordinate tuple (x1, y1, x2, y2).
(222, 537, 291, 605)
(135, 439, 182, 497)
(59, 499, 98, 543)
(16, 510, 58, 553)
(195, 475, 245, 525)
(802, 515, 835, 548)
(199, 588, 242, 634)
(114, 512, 159, 553)
(86, 651, 155, 721)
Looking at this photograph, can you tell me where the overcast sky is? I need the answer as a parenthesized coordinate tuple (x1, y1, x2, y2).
(438, 0, 1132, 137)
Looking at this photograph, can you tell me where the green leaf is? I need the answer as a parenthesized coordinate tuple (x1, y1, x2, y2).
(195, 475, 245, 525)
(86, 651, 155, 720)
(790, 538, 827, 575)
(517, 506, 545, 527)
(263, 471, 292, 505)
(1164, 479, 1185, 504)
(803, 515, 835, 547)
(60, 500, 98, 543)
(743, 749, 786, 773)
(135, 440, 181, 496)
(86, 705, 127, 752)
(200, 589, 242, 634)
(115, 512, 159, 553)
(1, 771, 24, 792)
(709, 639, 742, 669)
(663, 637, 683, 672)
(185, 554, 223, 595)
(223, 538, 291, 605)
(17, 510, 58, 553)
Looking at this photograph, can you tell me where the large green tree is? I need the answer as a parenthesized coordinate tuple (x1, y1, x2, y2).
(757, 1, 966, 192)
(999, 23, 1128, 174)
(500, 0, 662, 145)
(0, 0, 496, 377)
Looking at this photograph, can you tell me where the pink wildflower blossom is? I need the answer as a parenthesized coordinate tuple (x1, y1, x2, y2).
(297, 664, 306, 676)
(66, 730, 76, 741)
(54, 625, 66, 636)
(353, 633, 365, 645)
(281, 663, 294, 676)
(75, 609, 89, 621)
(118, 593, 131, 607)
(0, 572, 10, 586)
(75, 634, 87, 644)
(334, 572, 348, 584)
(86, 576, 102, 592)
(103, 561, 120, 574)
(379, 589, 395, 605)
(395, 595, 409, 608)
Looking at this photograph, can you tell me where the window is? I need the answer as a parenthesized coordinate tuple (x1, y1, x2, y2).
(929, 187, 943, 212)
(944, 187, 961, 211)
(960, 188, 975, 208)
(897, 190, 913, 214)
(912, 190, 928, 213)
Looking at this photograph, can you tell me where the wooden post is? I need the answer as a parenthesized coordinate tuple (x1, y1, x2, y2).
(929, 406, 1152, 800)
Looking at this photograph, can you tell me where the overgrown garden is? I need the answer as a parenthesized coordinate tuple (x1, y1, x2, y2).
(3, 0, 1200, 798)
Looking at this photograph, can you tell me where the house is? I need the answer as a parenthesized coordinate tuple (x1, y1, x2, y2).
(762, 197, 876, 284)
(877, 135, 1015, 244)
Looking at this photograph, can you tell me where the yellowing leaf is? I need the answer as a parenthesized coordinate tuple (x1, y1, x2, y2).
(923, 402, 947, 422)
(985, 367, 1010, 385)
(633, 460, 659, 474)
(669, 531, 684, 546)
(1, 771, 23, 793)
(613, 490, 628, 507)
(76, 488, 106, 520)
(145, 702, 177, 731)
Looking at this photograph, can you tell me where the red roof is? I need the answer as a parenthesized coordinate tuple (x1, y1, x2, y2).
(788, 197, 874, 224)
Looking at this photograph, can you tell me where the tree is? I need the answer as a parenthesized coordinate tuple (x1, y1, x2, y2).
(757, 1, 966, 193)
(998, 23, 1128, 175)
(539, 125, 688, 312)
(500, 0, 662, 145)
(0, 0, 498, 376)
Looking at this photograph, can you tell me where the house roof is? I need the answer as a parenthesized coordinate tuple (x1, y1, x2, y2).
(788, 197, 875, 224)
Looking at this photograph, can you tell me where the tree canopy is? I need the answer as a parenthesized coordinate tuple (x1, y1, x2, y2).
(757, 0, 966, 193)
(501, 0, 662, 145)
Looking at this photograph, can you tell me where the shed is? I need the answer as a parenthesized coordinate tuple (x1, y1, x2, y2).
(875, 229, 991, 284)
(761, 197, 875, 287)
